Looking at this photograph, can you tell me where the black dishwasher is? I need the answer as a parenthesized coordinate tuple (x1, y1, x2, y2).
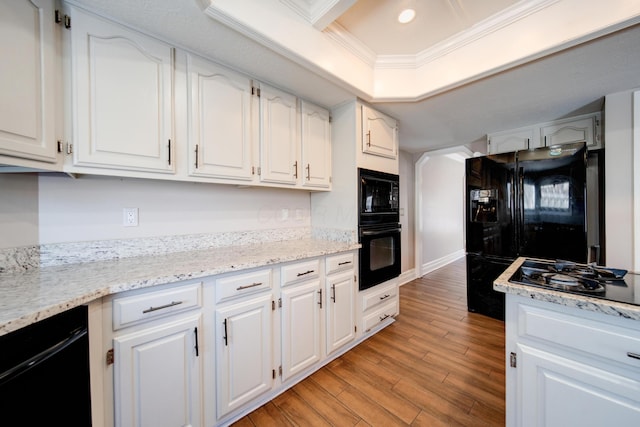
(0, 305, 92, 426)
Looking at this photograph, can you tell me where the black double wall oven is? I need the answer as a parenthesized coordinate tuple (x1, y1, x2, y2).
(358, 168, 401, 290)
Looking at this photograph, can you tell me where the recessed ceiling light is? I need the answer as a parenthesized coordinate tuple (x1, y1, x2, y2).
(398, 8, 416, 24)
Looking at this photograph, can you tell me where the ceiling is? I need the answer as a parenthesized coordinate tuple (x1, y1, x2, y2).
(70, 0, 640, 153)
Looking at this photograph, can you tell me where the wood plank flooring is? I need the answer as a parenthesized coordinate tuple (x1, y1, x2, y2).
(232, 257, 506, 426)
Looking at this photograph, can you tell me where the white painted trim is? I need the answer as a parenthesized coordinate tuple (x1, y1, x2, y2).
(414, 146, 473, 281)
(633, 90, 640, 272)
(203, 0, 640, 102)
(421, 250, 466, 277)
(398, 268, 416, 286)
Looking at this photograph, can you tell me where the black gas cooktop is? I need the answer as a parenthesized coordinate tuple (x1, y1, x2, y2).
(509, 259, 639, 306)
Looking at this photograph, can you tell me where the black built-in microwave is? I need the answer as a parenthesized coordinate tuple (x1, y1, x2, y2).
(358, 168, 400, 226)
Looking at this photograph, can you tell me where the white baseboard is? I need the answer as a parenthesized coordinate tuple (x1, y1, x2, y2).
(421, 249, 465, 276)
(398, 268, 416, 286)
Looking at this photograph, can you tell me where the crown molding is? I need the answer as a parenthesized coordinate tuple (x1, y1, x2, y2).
(325, 0, 562, 70)
(324, 22, 377, 67)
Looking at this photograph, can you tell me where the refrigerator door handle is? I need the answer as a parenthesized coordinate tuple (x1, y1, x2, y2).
(518, 167, 525, 255)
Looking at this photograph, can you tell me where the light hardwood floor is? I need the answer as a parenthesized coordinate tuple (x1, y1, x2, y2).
(232, 257, 506, 426)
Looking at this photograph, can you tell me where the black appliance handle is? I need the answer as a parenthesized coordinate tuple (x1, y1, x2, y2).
(517, 167, 524, 255)
(0, 326, 88, 386)
(361, 228, 401, 236)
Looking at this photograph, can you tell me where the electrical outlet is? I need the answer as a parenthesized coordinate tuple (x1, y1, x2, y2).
(123, 208, 138, 227)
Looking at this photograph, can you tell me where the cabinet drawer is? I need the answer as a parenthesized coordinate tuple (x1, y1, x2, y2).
(215, 269, 272, 303)
(518, 304, 640, 369)
(326, 252, 355, 275)
(362, 301, 396, 333)
(361, 282, 397, 312)
(281, 259, 320, 287)
(113, 282, 201, 330)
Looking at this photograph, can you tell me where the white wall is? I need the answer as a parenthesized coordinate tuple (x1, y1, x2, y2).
(418, 153, 466, 272)
(604, 89, 637, 271)
(399, 150, 415, 272)
(0, 173, 311, 247)
(0, 174, 39, 248)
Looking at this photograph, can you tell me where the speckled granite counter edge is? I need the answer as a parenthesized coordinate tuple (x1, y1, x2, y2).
(494, 257, 640, 321)
(0, 236, 360, 336)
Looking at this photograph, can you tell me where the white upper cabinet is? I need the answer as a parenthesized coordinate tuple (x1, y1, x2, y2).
(259, 84, 299, 185)
(187, 54, 256, 181)
(487, 126, 539, 154)
(541, 114, 601, 148)
(0, 0, 60, 165)
(67, 6, 175, 174)
(300, 100, 331, 189)
(488, 112, 602, 154)
(361, 105, 398, 160)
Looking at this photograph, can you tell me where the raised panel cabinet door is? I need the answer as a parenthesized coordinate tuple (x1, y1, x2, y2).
(215, 293, 273, 418)
(0, 0, 58, 163)
(541, 116, 597, 148)
(301, 100, 331, 188)
(69, 7, 174, 173)
(259, 84, 298, 185)
(488, 127, 537, 154)
(362, 105, 397, 159)
(187, 54, 256, 180)
(113, 314, 202, 427)
(326, 271, 355, 355)
(517, 343, 640, 427)
(281, 280, 322, 381)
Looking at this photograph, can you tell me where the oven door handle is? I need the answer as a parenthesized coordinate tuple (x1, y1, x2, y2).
(361, 228, 401, 236)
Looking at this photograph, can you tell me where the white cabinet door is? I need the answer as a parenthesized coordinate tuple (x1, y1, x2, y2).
(68, 7, 174, 173)
(281, 280, 322, 381)
(541, 115, 599, 148)
(517, 343, 640, 426)
(187, 54, 256, 181)
(487, 127, 538, 154)
(215, 293, 273, 418)
(361, 106, 397, 160)
(0, 0, 58, 163)
(259, 84, 298, 185)
(326, 271, 355, 355)
(113, 314, 202, 427)
(300, 100, 331, 188)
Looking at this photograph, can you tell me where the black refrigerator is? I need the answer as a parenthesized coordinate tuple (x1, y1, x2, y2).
(465, 142, 592, 320)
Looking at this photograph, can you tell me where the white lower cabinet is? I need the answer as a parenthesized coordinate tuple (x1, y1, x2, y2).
(325, 271, 356, 354)
(105, 250, 385, 426)
(113, 314, 202, 427)
(325, 253, 356, 355)
(280, 259, 323, 382)
(506, 295, 640, 426)
(214, 288, 274, 419)
(359, 280, 398, 336)
(108, 281, 204, 427)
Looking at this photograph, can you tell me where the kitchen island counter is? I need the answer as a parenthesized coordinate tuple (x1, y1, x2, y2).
(0, 238, 359, 336)
(494, 257, 640, 321)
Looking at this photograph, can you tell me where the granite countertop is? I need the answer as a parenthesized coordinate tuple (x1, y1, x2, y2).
(494, 257, 640, 321)
(0, 238, 360, 336)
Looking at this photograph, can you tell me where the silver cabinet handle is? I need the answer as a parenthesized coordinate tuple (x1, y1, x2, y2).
(236, 282, 262, 291)
(306, 163, 310, 181)
(318, 289, 323, 308)
(142, 300, 182, 314)
(297, 270, 315, 277)
(331, 284, 336, 303)
(627, 352, 640, 360)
